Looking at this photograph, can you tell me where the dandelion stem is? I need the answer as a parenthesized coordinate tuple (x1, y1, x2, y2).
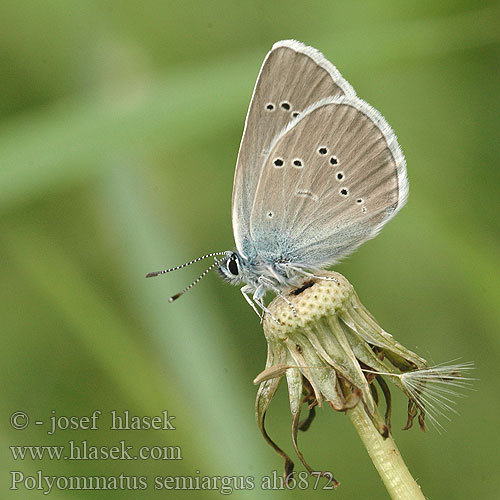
(348, 404, 425, 500)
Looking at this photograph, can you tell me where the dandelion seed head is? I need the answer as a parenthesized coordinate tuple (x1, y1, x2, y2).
(263, 271, 351, 334)
(257, 271, 474, 481)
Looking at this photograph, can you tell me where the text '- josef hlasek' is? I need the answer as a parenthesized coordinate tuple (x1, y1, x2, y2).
(10, 410, 176, 434)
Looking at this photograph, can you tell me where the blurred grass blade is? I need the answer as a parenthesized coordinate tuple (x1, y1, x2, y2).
(0, 223, 239, 476)
(96, 163, 270, 476)
(0, 5, 498, 210)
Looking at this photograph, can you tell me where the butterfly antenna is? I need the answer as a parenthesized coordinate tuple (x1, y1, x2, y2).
(168, 259, 222, 302)
(145, 252, 227, 278)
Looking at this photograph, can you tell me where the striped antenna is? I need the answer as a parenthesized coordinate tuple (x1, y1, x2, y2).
(168, 259, 222, 302)
(145, 252, 227, 278)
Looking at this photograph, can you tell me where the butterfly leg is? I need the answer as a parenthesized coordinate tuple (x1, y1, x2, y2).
(295, 269, 338, 283)
(240, 286, 263, 320)
(241, 285, 281, 324)
(258, 276, 297, 317)
(253, 283, 282, 324)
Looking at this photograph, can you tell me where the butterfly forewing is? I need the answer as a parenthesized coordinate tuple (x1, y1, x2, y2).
(232, 40, 355, 258)
(248, 96, 408, 268)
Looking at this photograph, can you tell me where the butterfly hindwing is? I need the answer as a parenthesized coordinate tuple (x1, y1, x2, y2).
(248, 95, 408, 269)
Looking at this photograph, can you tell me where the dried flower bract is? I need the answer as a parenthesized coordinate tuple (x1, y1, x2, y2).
(254, 271, 472, 485)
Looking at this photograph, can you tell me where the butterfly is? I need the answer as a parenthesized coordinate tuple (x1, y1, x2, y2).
(147, 40, 408, 320)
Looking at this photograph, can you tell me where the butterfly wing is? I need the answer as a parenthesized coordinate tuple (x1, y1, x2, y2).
(248, 95, 408, 269)
(231, 40, 355, 259)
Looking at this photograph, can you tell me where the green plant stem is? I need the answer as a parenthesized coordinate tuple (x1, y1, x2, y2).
(348, 405, 425, 500)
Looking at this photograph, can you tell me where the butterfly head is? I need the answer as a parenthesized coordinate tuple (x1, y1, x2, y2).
(216, 251, 245, 285)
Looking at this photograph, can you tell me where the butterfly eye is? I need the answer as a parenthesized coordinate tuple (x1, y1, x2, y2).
(228, 258, 239, 276)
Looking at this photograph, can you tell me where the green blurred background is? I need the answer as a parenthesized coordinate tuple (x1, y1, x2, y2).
(1, 1, 499, 498)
